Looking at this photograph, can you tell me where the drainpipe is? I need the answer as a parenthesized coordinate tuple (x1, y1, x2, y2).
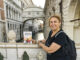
(59, 0, 63, 29)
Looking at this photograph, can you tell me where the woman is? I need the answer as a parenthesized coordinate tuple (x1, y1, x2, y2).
(38, 15, 70, 60)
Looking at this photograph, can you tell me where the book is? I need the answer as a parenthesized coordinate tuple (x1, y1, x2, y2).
(23, 31, 32, 43)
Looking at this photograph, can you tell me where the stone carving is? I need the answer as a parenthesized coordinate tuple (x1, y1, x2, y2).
(7, 30, 16, 43)
(37, 51, 44, 60)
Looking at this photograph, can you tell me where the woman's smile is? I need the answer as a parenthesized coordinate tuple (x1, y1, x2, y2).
(49, 17, 61, 31)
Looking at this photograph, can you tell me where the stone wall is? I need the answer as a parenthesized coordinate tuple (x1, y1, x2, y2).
(0, 43, 46, 60)
(44, 0, 80, 43)
(0, 20, 5, 42)
(0, 43, 80, 60)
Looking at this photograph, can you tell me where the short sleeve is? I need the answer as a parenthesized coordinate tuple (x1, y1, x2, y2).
(53, 32, 67, 46)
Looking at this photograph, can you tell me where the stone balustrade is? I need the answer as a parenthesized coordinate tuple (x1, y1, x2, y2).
(0, 43, 80, 60)
(0, 43, 46, 60)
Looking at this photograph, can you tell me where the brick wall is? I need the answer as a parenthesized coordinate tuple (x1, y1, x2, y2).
(0, 0, 5, 20)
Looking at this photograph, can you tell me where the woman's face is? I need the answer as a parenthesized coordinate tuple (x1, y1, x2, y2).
(49, 17, 61, 31)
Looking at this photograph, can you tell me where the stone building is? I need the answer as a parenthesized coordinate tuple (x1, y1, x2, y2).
(44, 0, 80, 60)
(22, 6, 45, 21)
(3, 0, 24, 41)
(22, 6, 45, 40)
(44, 0, 80, 42)
(24, 0, 34, 7)
(0, 0, 46, 60)
(20, 0, 34, 9)
(0, 0, 5, 42)
(0, 0, 31, 42)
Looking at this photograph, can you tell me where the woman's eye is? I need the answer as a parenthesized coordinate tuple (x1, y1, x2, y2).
(50, 22, 53, 23)
(50, 21, 57, 23)
(54, 21, 57, 23)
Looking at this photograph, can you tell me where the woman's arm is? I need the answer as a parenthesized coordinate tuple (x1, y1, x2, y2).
(32, 39, 46, 44)
(38, 42, 61, 53)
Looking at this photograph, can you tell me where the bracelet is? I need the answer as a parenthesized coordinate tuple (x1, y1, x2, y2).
(40, 41, 44, 44)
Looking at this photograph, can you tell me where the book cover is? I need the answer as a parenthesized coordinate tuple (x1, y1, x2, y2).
(23, 31, 32, 43)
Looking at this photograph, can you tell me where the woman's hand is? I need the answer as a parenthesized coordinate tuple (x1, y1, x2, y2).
(31, 39, 37, 44)
(38, 41, 44, 47)
(38, 39, 46, 44)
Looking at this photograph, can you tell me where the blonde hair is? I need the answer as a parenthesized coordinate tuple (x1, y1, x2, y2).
(48, 15, 61, 25)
